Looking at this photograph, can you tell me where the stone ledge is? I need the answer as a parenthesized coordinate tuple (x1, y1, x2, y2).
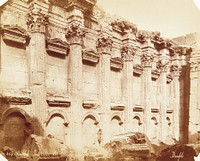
(46, 95, 71, 107)
(82, 100, 99, 109)
(151, 108, 159, 113)
(133, 105, 144, 112)
(151, 69, 160, 80)
(110, 104, 125, 111)
(0, 25, 29, 46)
(1, 95, 32, 105)
(82, 49, 100, 64)
(46, 38, 69, 56)
(166, 109, 173, 114)
(167, 74, 173, 83)
(133, 64, 143, 76)
(110, 57, 124, 70)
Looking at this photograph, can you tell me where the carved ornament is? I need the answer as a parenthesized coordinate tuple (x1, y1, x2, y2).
(133, 64, 143, 76)
(167, 74, 173, 83)
(27, 9, 49, 33)
(121, 45, 135, 61)
(136, 30, 160, 44)
(156, 60, 169, 72)
(0, 25, 29, 46)
(82, 49, 100, 64)
(46, 38, 69, 56)
(154, 38, 174, 51)
(170, 64, 181, 76)
(111, 19, 137, 34)
(96, 35, 113, 54)
(174, 46, 192, 56)
(110, 57, 124, 70)
(141, 53, 154, 67)
(190, 61, 200, 71)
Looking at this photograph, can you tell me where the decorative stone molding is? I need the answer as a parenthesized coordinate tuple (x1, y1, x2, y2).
(110, 104, 125, 111)
(133, 105, 144, 112)
(151, 69, 160, 80)
(133, 64, 143, 76)
(27, 9, 49, 33)
(1, 96, 32, 105)
(111, 19, 137, 34)
(170, 64, 181, 76)
(0, 25, 29, 46)
(136, 30, 160, 44)
(156, 60, 169, 72)
(82, 100, 99, 109)
(151, 108, 159, 113)
(96, 35, 113, 54)
(82, 48, 100, 64)
(141, 53, 154, 67)
(153, 38, 174, 51)
(110, 57, 123, 70)
(46, 94, 71, 107)
(65, 0, 97, 14)
(46, 38, 69, 56)
(174, 46, 192, 56)
(190, 61, 200, 71)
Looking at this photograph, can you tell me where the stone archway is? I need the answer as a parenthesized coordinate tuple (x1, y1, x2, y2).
(3, 112, 28, 151)
(132, 116, 142, 132)
(46, 114, 68, 144)
(110, 115, 124, 138)
(82, 114, 99, 147)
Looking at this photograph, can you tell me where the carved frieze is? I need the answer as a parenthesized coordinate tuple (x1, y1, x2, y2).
(133, 64, 143, 76)
(27, 9, 49, 33)
(96, 35, 113, 54)
(82, 49, 100, 64)
(190, 61, 200, 71)
(46, 95, 71, 107)
(82, 100, 99, 109)
(133, 105, 144, 112)
(1, 96, 32, 105)
(0, 25, 29, 46)
(110, 57, 124, 70)
(111, 19, 137, 34)
(46, 38, 69, 56)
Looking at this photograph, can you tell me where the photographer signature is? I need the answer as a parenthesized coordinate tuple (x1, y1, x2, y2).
(170, 151, 184, 161)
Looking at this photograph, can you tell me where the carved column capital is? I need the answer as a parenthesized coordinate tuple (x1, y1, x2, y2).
(121, 45, 135, 61)
(96, 35, 113, 54)
(170, 64, 181, 76)
(141, 53, 154, 67)
(27, 9, 49, 33)
(156, 60, 169, 72)
(190, 60, 200, 72)
(65, 23, 85, 45)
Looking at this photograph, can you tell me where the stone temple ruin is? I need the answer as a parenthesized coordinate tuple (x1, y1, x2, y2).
(0, 0, 199, 160)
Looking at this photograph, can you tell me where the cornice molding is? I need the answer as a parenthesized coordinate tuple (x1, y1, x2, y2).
(110, 57, 123, 70)
(0, 25, 29, 46)
(82, 48, 100, 64)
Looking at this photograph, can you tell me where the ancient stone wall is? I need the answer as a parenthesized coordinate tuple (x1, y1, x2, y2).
(0, 0, 192, 153)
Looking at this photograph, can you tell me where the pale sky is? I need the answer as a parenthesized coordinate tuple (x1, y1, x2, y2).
(0, 0, 200, 38)
(97, 0, 200, 38)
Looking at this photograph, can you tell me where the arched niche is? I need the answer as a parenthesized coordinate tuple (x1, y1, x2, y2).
(150, 116, 159, 139)
(133, 115, 143, 132)
(110, 113, 124, 137)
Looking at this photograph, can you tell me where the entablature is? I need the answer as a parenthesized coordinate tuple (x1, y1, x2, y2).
(0, 25, 29, 46)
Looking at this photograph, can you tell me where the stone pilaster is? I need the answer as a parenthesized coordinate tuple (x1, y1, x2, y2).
(27, 9, 48, 136)
(141, 51, 153, 137)
(170, 64, 181, 140)
(66, 23, 85, 150)
(157, 60, 168, 141)
(97, 34, 113, 144)
(121, 45, 134, 132)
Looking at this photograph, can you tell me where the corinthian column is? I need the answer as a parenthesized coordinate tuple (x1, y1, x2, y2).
(141, 51, 153, 137)
(170, 64, 181, 140)
(96, 35, 113, 144)
(66, 23, 85, 150)
(27, 9, 49, 136)
(121, 45, 134, 132)
(157, 60, 168, 141)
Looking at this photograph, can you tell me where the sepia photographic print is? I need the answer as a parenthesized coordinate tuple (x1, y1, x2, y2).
(0, 0, 200, 160)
